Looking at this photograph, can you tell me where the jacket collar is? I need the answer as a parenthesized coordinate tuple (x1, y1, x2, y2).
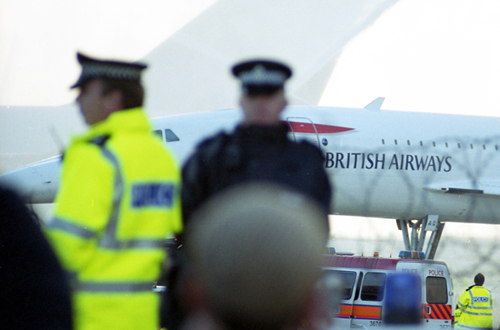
(76, 107, 151, 142)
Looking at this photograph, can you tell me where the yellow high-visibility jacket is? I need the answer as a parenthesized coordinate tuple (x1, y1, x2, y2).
(45, 108, 182, 330)
(455, 285, 493, 330)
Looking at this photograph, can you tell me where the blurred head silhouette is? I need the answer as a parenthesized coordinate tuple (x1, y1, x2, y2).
(179, 182, 328, 330)
(474, 273, 485, 286)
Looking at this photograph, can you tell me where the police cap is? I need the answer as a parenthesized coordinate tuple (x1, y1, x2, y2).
(232, 59, 292, 95)
(71, 52, 147, 89)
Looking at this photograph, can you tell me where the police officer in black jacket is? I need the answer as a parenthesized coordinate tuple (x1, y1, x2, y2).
(161, 59, 331, 330)
(181, 59, 332, 227)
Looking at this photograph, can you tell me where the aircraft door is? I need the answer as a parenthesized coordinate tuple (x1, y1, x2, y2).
(286, 117, 320, 147)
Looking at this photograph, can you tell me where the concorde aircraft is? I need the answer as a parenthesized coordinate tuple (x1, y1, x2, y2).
(2, 98, 500, 258)
(1, 0, 399, 168)
(4, 0, 482, 258)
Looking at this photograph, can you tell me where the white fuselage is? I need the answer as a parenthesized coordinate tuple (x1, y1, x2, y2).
(3, 106, 500, 225)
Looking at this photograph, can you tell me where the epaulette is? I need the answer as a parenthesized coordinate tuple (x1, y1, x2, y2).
(88, 135, 111, 147)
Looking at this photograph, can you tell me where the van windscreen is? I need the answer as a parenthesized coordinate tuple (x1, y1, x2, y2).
(323, 269, 356, 300)
(361, 272, 386, 301)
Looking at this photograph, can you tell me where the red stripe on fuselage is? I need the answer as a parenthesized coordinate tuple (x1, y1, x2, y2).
(283, 121, 354, 134)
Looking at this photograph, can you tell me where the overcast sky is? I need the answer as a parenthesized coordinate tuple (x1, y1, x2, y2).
(319, 0, 500, 116)
(0, 0, 218, 105)
(2, 0, 500, 116)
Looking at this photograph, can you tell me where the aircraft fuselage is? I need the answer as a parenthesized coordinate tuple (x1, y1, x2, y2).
(3, 106, 500, 225)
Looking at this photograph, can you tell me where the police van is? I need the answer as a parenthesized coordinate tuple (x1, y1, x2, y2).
(322, 251, 454, 329)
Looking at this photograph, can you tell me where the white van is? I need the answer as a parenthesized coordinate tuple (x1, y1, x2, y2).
(322, 252, 454, 329)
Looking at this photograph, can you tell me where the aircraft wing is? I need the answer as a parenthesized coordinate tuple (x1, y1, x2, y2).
(424, 181, 500, 197)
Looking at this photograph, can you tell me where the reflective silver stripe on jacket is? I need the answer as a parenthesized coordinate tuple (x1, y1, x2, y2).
(48, 144, 165, 250)
(455, 324, 493, 330)
(461, 310, 493, 316)
(75, 281, 154, 293)
(99, 146, 124, 249)
(46, 217, 97, 239)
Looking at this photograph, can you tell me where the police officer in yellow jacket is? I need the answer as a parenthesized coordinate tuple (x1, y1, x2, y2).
(44, 52, 182, 330)
(455, 273, 493, 330)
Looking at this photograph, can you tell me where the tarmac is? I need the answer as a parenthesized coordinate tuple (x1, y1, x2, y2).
(18, 202, 500, 329)
(329, 235, 500, 328)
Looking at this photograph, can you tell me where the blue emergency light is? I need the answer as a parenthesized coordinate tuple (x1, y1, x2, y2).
(398, 250, 425, 259)
(383, 272, 422, 324)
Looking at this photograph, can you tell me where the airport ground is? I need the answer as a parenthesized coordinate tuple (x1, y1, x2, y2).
(329, 223, 500, 326)
(18, 200, 500, 328)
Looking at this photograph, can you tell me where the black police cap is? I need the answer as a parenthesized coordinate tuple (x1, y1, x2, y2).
(232, 59, 292, 95)
(71, 52, 147, 89)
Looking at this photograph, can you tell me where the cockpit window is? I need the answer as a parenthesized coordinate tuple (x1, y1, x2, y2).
(152, 130, 163, 138)
(151, 129, 180, 142)
(164, 129, 180, 142)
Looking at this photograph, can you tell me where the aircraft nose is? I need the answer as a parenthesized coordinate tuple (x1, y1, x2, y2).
(0, 156, 61, 203)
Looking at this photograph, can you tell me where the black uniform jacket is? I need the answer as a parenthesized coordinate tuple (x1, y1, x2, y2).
(181, 123, 332, 225)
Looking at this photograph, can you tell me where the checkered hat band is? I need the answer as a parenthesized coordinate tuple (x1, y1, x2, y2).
(239, 70, 286, 86)
(82, 62, 142, 81)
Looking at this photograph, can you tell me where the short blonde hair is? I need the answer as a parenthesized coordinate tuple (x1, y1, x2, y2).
(184, 182, 327, 330)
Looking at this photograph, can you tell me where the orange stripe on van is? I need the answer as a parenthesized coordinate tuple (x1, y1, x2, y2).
(352, 305, 382, 319)
(336, 304, 353, 318)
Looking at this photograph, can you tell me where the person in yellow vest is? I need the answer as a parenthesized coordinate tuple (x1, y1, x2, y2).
(455, 273, 493, 330)
(44, 52, 182, 330)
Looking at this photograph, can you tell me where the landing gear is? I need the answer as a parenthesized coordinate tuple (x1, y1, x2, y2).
(397, 215, 445, 260)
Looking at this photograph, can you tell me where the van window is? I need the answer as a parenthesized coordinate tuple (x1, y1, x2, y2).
(361, 272, 386, 301)
(323, 270, 356, 300)
(426, 277, 448, 304)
